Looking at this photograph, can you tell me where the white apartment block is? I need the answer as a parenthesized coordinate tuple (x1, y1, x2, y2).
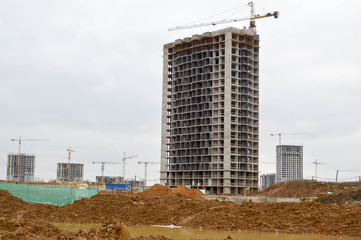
(276, 145, 303, 183)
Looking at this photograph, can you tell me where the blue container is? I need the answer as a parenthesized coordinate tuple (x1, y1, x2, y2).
(105, 183, 133, 192)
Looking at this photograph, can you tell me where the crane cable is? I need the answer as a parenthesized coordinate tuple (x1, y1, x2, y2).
(184, 4, 249, 26)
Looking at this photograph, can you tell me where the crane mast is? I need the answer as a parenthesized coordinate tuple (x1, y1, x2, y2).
(93, 161, 120, 183)
(313, 160, 326, 180)
(67, 147, 75, 182)
(138, 161, 160, 187)
(122, 152, 137, 183)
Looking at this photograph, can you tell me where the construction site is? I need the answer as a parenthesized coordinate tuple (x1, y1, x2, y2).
(0, 180, 361, 239)
(2, 1, 360, 240)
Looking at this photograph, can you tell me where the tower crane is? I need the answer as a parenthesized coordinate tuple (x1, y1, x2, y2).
(122, 152, 137, 183)
(270, 133, 305, 146)
(92, 161, 121, 184)
(313, 160, 326, 180)
(11, 136, 49, 182)
(138, 161, 160, 187)
(67, 147, 76, 182)
(169, 2, 279, 32)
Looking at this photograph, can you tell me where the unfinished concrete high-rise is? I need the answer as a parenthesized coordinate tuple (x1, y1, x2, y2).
(161, 27, 259, 195)
(7, 153, 35, 182)
(56, 163, 84, 182)
(276, 145, 303, 183)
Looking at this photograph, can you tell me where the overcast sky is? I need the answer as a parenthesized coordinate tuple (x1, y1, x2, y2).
(1, 0, 360, 184)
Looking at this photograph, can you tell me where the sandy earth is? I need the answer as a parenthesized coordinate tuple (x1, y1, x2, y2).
(1, 182, 361, 239)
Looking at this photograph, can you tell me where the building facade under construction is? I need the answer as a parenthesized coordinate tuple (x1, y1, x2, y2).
(56, 163, 84, 182)
(6, 153, 35, 182)
(161, 27, 259, 195)
(96, 176, 124, 184)
(276, 145, 303, 183)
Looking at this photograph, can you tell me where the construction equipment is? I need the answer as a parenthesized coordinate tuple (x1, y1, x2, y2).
(122, 152, 137, 183)
(169, 2, 278, 32)
(270, 133, 305, 145)
(92, 161, 121, 184)
(138, 161, 160, 187)
(313, 160, 326, 180)
(11, 136, 48, 182)
(66, 147, 76, 182)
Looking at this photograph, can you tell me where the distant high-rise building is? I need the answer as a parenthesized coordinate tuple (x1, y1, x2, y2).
(276, 145, 303, 183)
(260, 173, 276, 189)
(56, 163, 84, 182)
(7, 153, 35, 182)
(161, 27, 260, 195)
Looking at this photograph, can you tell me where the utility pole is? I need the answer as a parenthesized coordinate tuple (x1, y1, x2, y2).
(313, 160, 326, 181)
(67, 147, 75, 182)
(138, 161, 160, 187)
(122, 152, 137, 183)
(11, 136, 48, 182)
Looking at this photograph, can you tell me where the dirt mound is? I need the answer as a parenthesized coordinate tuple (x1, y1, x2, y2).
(255, 180, 360, 198)
(317, 189, 361, 206)
(170, 185, 204, 198)
(76, 220, 131, 240)
(139, 184, 172, 198)
(0, 218, 72, 240)
(139, 184, 203, 199)
(2, 188, 361, 238)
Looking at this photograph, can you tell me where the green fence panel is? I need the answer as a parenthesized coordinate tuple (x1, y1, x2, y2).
(0, 182, 98, 206)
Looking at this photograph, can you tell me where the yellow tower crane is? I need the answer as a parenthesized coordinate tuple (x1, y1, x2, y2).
(168, 2, 279, 32)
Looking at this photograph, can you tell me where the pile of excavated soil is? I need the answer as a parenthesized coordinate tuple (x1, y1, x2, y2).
(138, 184, 203, 199)
(0, 215, 169, 240)
(75, 220, 131, 240)
(2, 189, 361, 238)
(317, 189, 361, 206)
(170, 185, 204, 198)
(0, 218, 73, 240)
(255, 180, 360, 198)
(139, 184, 172, 198)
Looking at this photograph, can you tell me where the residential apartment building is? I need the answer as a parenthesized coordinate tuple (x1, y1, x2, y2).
(6, 153, 35, 182)
(161, 27, 259, 195)
(260, 173, 276, 189)
(276, 145, 303, 183)
(56, 163, 84, 182)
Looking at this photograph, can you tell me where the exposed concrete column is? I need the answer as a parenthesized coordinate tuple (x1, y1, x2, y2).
(223, 31, 233, 194)
(160, 47, 170, 186)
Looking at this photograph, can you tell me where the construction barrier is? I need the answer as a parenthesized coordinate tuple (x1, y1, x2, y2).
(0, 182, 98, 206)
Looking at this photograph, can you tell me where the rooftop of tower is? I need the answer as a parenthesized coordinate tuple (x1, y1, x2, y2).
(164, 26, 259, 48)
